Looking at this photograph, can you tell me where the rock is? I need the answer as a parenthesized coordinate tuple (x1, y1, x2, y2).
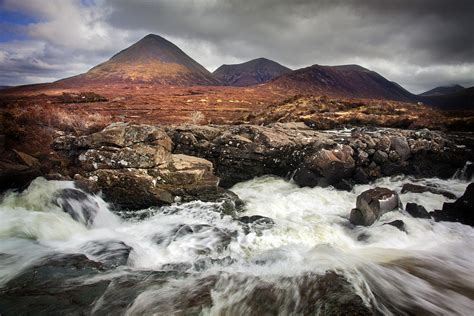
(53, 188, 100, 226)
(390, 136, 411, 161)
(0, 161, 42, 192)
(373, 150, 388, 165)
(81, 240, 133, 268)
(238, 215, 274, 234)
(375, 136, 391, 152)
(298, 144, 355, 187)
(401, 183, 457, 199)
(385, 220, 405, 231)
(350, 188, 401, 226)
(293, 166, 321, 187)
(90, 168, 174, 209)
(353, 167, 370, 184)
(13, 149, 40, 167)
(0, 254, 109, 315)
(213, 272, 375, 315)
(405, 203, 431, 219)
(54, 123, 223, 209)
(431, 183, 474, 226)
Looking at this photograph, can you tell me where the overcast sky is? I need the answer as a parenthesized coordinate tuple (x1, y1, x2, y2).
(0, 0, 473, 93)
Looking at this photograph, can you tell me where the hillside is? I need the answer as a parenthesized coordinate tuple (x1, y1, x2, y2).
(269, 64, 415, 101)
(419, 84, 465, 97)
(213, 58, 291, 86)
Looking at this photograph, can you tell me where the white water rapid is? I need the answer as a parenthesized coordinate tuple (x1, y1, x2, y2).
(0, 175, 473, 315)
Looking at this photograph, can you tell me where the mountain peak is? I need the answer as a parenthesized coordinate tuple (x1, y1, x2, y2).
(213, 58, 291, 86)
(60, 34, 218, 85)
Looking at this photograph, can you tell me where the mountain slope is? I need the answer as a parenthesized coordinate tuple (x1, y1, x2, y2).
(269, 64, 415, 101)
(213, 58, 291, 86)
(420, 87, 473, 110)
(59, 34, 219, 86)
(419, 84, 465, 97)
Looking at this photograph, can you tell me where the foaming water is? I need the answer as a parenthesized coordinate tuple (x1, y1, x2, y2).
(0, 175, 473, 314)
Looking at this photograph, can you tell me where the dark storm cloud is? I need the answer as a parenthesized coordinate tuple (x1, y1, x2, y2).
(1, 0, 473, 92)
(105, 0, 474, 64)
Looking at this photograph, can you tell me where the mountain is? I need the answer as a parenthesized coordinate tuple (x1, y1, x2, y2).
(419, 84, 465, 97)
(420, 86, 473, 110)
(213, 58, 291, 86)
(269, 64, 415, 101)
(59, 34, 219, 86)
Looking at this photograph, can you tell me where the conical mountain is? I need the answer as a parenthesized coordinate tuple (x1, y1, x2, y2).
(213, 58, 291, 86)
(60, 34, 219, 85)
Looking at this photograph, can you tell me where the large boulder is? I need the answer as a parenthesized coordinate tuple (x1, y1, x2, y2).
(390, 136, 411, 161)
(350, 188, 401, 226)
(295, 144, 355, 187)
(431, 183, 474, 226)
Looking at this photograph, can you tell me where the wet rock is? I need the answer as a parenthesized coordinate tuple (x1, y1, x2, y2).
(353, 167, 370, 184)
(0, 254, 109, 315)
(214, 272, 375, 315)
(160, 262, 193, 272)
(405, 202, 432, 219)
(194, 256, 236, 271)
(156, 224, 234, 255)
(431, 183, 474, 226)
(239, 215, 275, 235)
(81, 240, 132, 268)
(385, 220, 406, 232)
(350, 188, 401, 226)
(401, 183, 457, 200)
(54, 188, 99, 226)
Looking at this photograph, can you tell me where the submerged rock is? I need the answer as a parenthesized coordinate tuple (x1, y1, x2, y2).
(54, 188, 99, 226)
(385, 220, 406, 232)
(401, 183, 457, 199)
(431, 183, 474, 226)
(350, 188, 401, 226)
(81, 240, 132, 268)
(405, 202, 431, 219)
(238, 215, 275, 235)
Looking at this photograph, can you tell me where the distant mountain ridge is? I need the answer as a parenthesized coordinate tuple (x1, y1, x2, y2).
(268, 64, 415, 101)
(59, 34, 218, 86)
(213, 58, 291, 86)
(419, 84, 465, 97)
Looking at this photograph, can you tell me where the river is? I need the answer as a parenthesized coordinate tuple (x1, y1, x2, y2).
(0, 175, 473, 315)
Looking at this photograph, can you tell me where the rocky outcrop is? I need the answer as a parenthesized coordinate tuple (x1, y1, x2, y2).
(350, 188, 401, 226)
(54, 123, 231, 210)
(431, 183, 474, 226)
(168, 123, 473, 188)
(52, 122, 472, 208)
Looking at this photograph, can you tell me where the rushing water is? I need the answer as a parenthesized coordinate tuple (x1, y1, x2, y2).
(0, 175, 473, 315)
